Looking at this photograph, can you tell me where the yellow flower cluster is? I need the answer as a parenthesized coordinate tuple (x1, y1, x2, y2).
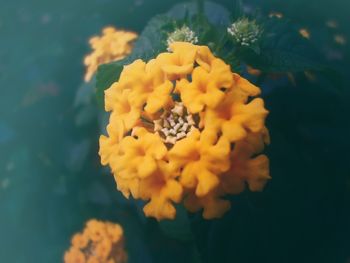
(99, 42, 270, 220)
(64, 219, 127, 263)
(84, 27, 138, 82)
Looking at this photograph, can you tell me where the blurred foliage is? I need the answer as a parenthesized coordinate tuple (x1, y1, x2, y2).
(0, 0, 350, 263)
(96, 1, 330, 108)
(240, 17, 325, 72)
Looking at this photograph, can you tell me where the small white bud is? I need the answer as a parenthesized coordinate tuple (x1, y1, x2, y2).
(176, 132, 186, 139)
(173, 123, 181, 131)
(163, 119, 170, 128)
(181, 123, 189, 132)
(154, 119, 163, 132)
(162, 128, 170, 136)
(165, 136, 177, 144)
(172, 103, 184, 116)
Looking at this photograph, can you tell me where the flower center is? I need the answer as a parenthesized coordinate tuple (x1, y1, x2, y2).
(153, 102, 196, 145)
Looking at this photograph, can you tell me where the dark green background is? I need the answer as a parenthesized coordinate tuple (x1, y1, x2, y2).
(0, 0, 349, 262)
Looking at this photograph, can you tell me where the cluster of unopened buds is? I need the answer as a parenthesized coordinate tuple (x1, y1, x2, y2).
(99, 41, 270, 220)
(64, 219, 127, 263)
(227, 18, 261, 47)
(166, 25, 198, 50)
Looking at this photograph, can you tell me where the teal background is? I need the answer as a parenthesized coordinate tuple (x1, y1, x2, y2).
(0, 0, 349, 262)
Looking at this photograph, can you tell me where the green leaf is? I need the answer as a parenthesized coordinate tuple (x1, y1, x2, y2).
(96, 62, 123, 108)
(129, 15, 172, 60)
(74, 79, 96, 108)
(247, 50, 323, 72)
(167, 1, 231, 26)
(75, 105, 97, 127)
(191, 246, 203, 263)
(240, 18, 325, 72)
(74, 78, 98, 126)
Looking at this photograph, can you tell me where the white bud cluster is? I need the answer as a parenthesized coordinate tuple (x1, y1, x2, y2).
(227, 18, 261, 47)
(154, 102, 196, 145)
(167, 26, 198, 50)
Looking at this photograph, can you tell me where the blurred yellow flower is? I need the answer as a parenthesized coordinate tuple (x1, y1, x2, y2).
(100, 42, 270, 220)
(299, 28, 311, 39)
(64, 248, 86, 263)
(72, 233, 89, 249)
(64, 219, 127, 263)
(269, 12, 283, 19)
(247, 66, 262, 77)
(84, 26, 138, 82)
(86, 219, 108, 242)
(325, 19, 338, 29)
(334, 34, 347, 46)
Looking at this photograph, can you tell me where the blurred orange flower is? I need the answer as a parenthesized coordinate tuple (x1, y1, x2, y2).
(64, 219, 127, 263)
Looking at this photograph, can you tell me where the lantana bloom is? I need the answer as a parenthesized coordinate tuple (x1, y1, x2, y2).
(64, 219, 127, 263)
(99, 42, 270, 220)
(84, 26, 138, 82)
